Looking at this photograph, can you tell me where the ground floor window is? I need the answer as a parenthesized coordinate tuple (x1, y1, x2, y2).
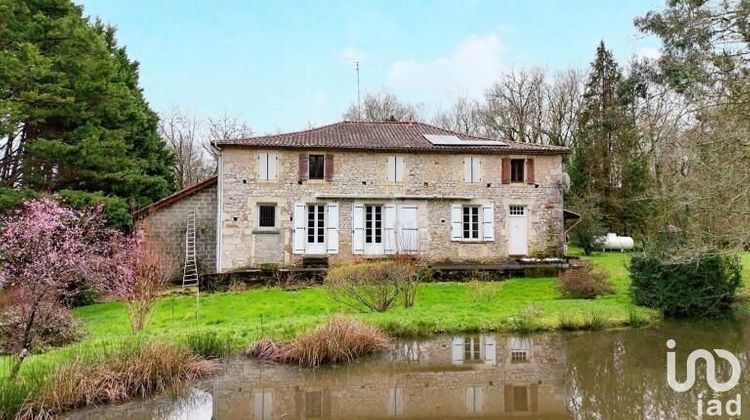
(307, 204, 325, 243)
(462, 206, 480, 239)
(258, 204, 276, 228)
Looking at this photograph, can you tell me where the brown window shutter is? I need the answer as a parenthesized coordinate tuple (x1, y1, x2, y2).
(504, 384, 514, 413)
(529, 384, 538, 413)
(526, 159, 535, 184)
(501, 158, 511, 184)
(298, 153, 308, 181)
(325, 154, 334, 180)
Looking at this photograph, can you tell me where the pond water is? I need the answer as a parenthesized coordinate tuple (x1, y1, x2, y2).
(68, 317, 750, 419)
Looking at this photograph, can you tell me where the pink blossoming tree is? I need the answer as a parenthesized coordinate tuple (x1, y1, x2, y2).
(102, 228, 173, 332)
(0, 199, 121, 378)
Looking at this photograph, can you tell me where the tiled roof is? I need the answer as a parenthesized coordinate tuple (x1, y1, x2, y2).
(213, 121, 567, 154)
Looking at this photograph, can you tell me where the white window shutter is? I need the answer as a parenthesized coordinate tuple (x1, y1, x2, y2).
(326, 202, 339, 254)
(268, 153, 278, 180)
(387, 156, 396, 182)
(451, 204, 463, 241)
(399, 205, 418, 253)
(293, 202, 305, 254)
(395, 156, 405, 181)
(472, 157, 482, 182)
(463, 157, 472, 182)
(482, 203, 494, 241)
(384, 204, 397, 254)
(351, 203, 365, 254)
(452, 337, 465, 364)
(483, 336, 496, 365)
(258, 152, 269, 180)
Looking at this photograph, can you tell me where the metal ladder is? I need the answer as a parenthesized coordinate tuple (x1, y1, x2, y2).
(182, 210, 199, 288)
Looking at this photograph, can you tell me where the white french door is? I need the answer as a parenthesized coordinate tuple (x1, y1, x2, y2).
(364, 204, 384, 255)
(305, 204, 326, 254)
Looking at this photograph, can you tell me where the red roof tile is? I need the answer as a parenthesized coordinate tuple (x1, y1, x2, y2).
(214, 121, 567, 154)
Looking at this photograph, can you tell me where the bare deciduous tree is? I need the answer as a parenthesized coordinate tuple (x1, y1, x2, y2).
(432, 97, 486, 136)
(343, 91, 424, 122)
(159, 108, 212, 189)
(206, 111, 253, 164)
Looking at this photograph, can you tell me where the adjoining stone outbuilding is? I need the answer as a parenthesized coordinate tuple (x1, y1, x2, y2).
(136, 121, 569, 275)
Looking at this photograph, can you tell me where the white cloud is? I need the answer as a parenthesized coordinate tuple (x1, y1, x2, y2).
(386, 33, 506, 100)
(636, 46, 661, 60)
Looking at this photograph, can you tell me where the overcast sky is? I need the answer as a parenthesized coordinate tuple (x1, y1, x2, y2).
(78, 0, 663, 134)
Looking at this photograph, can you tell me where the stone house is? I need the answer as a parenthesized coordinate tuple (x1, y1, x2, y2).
(137, 121, 568, 274)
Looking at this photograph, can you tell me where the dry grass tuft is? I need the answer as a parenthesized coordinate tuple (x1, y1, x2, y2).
(17, 341, 218, 418)
(248, 317, 390, 367)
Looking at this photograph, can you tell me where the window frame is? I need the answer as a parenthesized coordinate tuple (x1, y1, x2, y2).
(462, 205, 481, 240)
(257, 203, 277, 229)
(510, 158, 525, 183)
(308, 154, 325, 180)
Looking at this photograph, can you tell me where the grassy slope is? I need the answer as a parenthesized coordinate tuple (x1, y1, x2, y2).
(74, 250, 647, 342)
(8, 251, 749, 378)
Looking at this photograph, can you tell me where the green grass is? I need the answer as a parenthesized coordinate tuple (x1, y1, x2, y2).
(9, 250, 750, 382)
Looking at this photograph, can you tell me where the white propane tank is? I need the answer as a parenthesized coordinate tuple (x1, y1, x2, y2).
(601, 233, 634, 252)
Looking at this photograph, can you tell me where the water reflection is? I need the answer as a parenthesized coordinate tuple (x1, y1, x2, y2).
(68, 317, 750, 419)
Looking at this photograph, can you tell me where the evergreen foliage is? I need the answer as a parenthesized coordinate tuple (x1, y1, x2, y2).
(0, 0, 174, 226)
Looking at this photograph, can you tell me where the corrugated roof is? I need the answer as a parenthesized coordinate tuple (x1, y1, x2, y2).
(213, 121, 567, 154)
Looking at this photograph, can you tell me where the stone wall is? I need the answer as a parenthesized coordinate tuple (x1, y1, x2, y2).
(140, 184, 217, 276)
(219, 147, 565, 271)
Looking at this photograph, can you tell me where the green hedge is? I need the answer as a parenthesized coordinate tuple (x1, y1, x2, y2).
(629, 250, 742, 318)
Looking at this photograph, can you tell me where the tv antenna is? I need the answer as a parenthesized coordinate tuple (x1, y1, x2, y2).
(354, 60, 361, 120)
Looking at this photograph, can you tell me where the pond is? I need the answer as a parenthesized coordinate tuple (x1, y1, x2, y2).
(68, 317, 750, 419)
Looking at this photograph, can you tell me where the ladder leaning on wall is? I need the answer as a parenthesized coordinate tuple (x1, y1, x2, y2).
(182, 210, 199, 288)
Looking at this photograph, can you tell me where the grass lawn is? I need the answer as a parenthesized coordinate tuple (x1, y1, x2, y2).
(7, 250, 750, 378)
(74, 251, 649, 343)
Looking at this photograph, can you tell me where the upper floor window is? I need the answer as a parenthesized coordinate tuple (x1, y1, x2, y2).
(463, 156, 482, 183)
(510, 159, 525, 183)
(309, 154, 325, 179)
(257, 152, 278, 180)
(386, 156, 404, 182)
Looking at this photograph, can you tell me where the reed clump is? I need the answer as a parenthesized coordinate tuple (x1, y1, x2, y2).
(17, 341, 218, 418)
(248, 317, 390, 367)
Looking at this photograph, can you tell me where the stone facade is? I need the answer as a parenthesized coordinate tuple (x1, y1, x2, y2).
(139, 183, 217, 277)
(218, 147, 565, 272)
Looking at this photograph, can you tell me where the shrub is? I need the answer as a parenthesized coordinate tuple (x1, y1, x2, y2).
(185, 331, 236, 359)
(325, 260, 418, 312)
(0, 292, 83, 354)
(18, 341, 218, 418)
(629, 249, 742, 317)
(557, 262, 614, 299)
(247, 317, 390, 367)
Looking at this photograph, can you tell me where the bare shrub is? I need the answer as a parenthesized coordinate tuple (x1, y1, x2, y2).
(558, 262, 614, 299)
(19, 341, 218, 417)
(325, 260, 417, 312)
(0, 291, 83, 354)
(247, 317, 390, 367)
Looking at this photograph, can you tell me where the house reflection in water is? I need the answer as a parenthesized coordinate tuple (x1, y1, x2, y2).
(212, 334, 569, 419)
